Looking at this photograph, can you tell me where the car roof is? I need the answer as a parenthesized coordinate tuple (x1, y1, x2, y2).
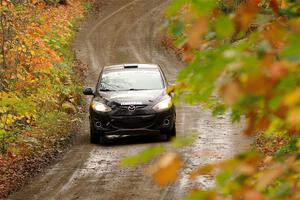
(103, 64, 160, 71)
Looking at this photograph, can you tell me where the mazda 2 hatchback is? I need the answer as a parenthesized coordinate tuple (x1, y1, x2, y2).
(83, 64, 176, 144)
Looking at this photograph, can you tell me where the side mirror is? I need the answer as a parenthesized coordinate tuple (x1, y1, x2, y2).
(83, 87, 94, 96)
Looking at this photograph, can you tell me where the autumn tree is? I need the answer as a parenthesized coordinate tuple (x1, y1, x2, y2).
(0, 0, 89, 196)
(124, 0, 300, 199)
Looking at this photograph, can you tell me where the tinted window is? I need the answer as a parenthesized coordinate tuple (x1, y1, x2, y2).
(99, 69, 164, 91)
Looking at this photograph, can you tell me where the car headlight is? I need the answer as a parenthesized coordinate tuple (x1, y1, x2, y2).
(153, 97, 173, 112)
(91, 101, 111, 112)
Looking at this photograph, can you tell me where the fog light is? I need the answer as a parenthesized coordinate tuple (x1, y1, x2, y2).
(163, 119, 170, 126)
(95, 121, 102, 128)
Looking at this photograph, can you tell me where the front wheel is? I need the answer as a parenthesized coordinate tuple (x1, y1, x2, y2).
(99, 134, 107, 144)
(163, 125, 176, 141)
(90, 126, 100, 144)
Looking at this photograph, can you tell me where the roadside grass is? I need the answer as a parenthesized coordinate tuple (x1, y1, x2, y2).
(83, 2, 93, 13)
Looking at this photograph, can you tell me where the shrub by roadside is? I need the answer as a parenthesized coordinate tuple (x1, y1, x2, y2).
(0, 0, 94, 197)
(155, 0, 300, 199)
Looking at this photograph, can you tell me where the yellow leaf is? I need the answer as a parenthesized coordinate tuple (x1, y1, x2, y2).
(16, 73, 25, 80)
(147, 152, 182, 187)
(284, 87, 300, 106)
(167, 85, 175, 94)
(286, 108, 300, 126)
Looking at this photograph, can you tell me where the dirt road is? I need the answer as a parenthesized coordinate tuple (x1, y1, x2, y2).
(8, 0, 251, 199)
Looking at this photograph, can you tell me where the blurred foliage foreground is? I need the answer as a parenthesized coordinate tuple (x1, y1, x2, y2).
(123, 0, 300, 199)
(0, 0, 92, 196)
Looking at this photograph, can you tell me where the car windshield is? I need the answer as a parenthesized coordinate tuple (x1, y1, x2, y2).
(99, 69, 164, 91)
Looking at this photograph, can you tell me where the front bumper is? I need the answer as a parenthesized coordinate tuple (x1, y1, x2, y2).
(90, 107, 175, 135)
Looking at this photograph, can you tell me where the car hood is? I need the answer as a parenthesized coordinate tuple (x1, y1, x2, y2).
(99, 89, 165, 105)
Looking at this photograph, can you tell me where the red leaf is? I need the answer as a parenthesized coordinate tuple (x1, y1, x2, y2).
(269, 0, 279, 14)
(235, 0, 261, 32)
(244, 111, 257, 135)
(257, 117, 270, 131)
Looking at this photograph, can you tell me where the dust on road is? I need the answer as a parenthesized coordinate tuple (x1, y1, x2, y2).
(8, 0, 252, 199)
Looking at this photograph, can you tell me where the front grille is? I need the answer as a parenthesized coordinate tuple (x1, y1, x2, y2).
(111, 115, 155, 129)
(119, 105, 147, 110)
(113, 104, 149, 116)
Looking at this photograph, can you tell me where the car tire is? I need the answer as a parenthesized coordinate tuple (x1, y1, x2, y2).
(99, 134, 107, 144)
(90, 126, 100, 144)
(164, 125, 176, 141)
(90, 121, 107, 144)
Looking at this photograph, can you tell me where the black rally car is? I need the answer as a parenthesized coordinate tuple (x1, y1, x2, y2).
(83, 64, 176, 144)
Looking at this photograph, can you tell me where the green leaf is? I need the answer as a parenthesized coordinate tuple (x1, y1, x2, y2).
(269, 182, 291, 198)
(215, 15, 234, 38)
(231, 108, 242, 122)
(174, 36, 187, 48)
(212, 104, 226, 116)
(165, 0, 187, 16)
(268, 96, 282, 110)
(274, 138, 298, 158)
(171, 21, 184, 37)
(191, 0, 217, 14)
(216, 170, 233, 187)
(281, 34, 300, 63)
(172, 134, 197, 148)
(0, 129, 7, 136)
(121, 146, 165, 166)
(276, 74, 298, 93)
(185, 190, 215, 200)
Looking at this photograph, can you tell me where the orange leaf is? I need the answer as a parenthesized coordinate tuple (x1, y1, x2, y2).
(269, 62, 288, 81)
(244, 75, 272, 96)
(235, 0, 260, 32)
(237, 164, 256, 175)
(281, 0, 287, 8)
(182, 52, 193, 63)
(189, 164, 215, 180)
(220, 81, 242, 106)
(290, 19, 300, 35)
(263, 22, 285, 49)
(257, 166, 284, 189)
(187, 16, 208, 49)
(244, 191, 263, 200)
(147, 152, 183, 187)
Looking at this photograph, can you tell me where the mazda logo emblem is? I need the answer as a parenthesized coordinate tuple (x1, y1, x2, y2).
(128, 105, 136, 112)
